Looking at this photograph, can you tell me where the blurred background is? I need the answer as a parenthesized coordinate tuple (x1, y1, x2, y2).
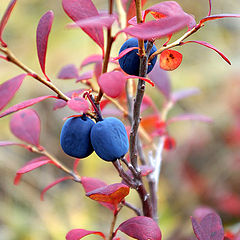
(0, 0, 240, 239)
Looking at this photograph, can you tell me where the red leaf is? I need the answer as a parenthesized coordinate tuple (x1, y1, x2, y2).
(57, 64, 79, 79)
(148, 61, 171, 99)
(41, 176, 73, 201)
(67, 96, 89, 113)
(36, 11, 54, 81)
(0, 0, 17, 47)
(80, 54, 103, 69)
(117, 216, 162, 240)
(86, 183, 130, 205)
(140, 165, 155, 176)
(100, 99, 111, 110)
(208, 0, 212, 16)
(14, 156, 52, 185)
(53, 89, 85, 110)
(160, 49, 183, 71)
(125, 0, 147, 24)
(200, 14, 240, 25)
(144, 1, 196, 28)
(182, 40, 231, 65)
(167, 114, 213, 124)
(121, 15, 193, 40)
(126, 75, 154, 87)
(0, 74, 26, 111)
(76, 71, 93, 82)
(81, 177, 115, 211)
(113, 46, 139, 61)
(0, 95, 56, 118)
(62, 0, 104, 52)
(171, 87, 200, 103)
(67, 13, 117, 29)
(192, 213, 224, 240)
(66, 229, 106, 240)
(163, 136, 176, 150)
(10, 109, 41, 146)
(98, 71, 127, 98)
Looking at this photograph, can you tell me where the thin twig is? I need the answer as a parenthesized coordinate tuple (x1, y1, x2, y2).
(30, 146, 81, 182)
(0, 47, 70, 101)
(123, 201, 142, 216)
(108, 205, 123, 240)
(149, 25, 201, 61)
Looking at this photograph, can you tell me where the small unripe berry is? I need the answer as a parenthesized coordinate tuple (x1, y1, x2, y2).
(60, 115, 95, 158)
(119, 38, 157, 76)
(90, 117, 129, 161)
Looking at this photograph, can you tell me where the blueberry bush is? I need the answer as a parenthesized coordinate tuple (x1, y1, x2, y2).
(0, 0, 240, 239)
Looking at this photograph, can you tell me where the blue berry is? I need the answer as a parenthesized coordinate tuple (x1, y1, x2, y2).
(60, 115, 95, 158)
(90, 117, 129, 161)
(119, 38, 157, 76)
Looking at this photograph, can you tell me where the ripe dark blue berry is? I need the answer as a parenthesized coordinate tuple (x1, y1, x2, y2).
(60, 115, 95, 158)
(119, 38, 157, 76)
(90, 117, 129, 161)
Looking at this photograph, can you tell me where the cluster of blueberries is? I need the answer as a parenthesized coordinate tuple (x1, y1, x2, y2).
(60, 38, 157, 162)
(60, 115, 129, 162)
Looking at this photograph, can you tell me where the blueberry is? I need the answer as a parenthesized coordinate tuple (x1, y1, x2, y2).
(118, 38, 157, 76)
(90, 117, 129, 161)
(60, 115, 95, 158)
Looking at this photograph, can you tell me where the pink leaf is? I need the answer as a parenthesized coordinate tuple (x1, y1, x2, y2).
(193, 207, 217, 222)
(126, 75, 154, 87)
(0, 95, 57, 118)
(0, 74, 26, 111)
(10, 109, 41, 146)
(94, 61, 103, 80)
(121, 15, 193, 40)
(200, 14, 240, 25)
(68, 14, 117, 29)
(0, 141, 28, 148)
(36, 11, 54, 80)
(76, 71, 93, 82)
(41, 176, 73, 200)
(117, 216, 162, 240)
(67, 96, 89, 113)
(57, 64, 79, 79)
(14, 156, 52, 185)
(53, 89, 85, 110)
(171, 87, 200, 103)
(62, 0, 104, 52)
(66, 229, 106, 240)
(98, 71, 126, 98)
(191, 213, 224, 240)
(168, 114, 213, 124)
(144, 1, 196, 28)
(182, 40, 231, 65)
(81, 177, 115, 211)
(148, 61, 171, 99)
(113, 46, 139, 61)
(80, 54, 103, 69)
(0, 0, 17, 47)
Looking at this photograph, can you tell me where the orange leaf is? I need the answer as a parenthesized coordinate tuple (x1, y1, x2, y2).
(160, 49, 182, 71)
(86, 183, 130, 205)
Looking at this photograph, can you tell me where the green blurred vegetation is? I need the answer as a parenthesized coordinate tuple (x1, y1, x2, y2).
(0, 0, 240, 239)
